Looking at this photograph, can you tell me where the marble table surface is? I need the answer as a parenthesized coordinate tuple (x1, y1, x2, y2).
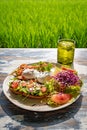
(0, 48, 87, 130)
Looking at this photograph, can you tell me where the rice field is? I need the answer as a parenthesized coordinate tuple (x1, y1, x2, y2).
(0, 0, 87, 48)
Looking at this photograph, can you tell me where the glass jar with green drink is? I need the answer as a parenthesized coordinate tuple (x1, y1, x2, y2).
(57, 39, 75, 65)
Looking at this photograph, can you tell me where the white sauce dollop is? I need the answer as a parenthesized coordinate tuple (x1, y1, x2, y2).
(22, 69, 35, 79)
(22, 67, 56, 83)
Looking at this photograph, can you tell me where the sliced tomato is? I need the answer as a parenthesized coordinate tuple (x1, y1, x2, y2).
(20, 64, 28, 69)
(41, 87, 47, 93)
(11, 81, 19, 89)
(51, 93, 72, 105)
(61, 67, 76, 73)
(21, 81, 27, 87)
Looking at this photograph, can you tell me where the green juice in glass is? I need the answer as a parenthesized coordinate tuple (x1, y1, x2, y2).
(57, 40, 75, 65)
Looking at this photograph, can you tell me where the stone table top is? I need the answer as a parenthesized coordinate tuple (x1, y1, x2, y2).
(0, 48, 87, 130)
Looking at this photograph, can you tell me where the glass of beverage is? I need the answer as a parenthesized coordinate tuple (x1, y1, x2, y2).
(57, 39, 75, 65)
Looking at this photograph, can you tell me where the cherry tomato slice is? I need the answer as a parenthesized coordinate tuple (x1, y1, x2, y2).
(51, 93, 72, 105)
(11, 81, 19, 89)
(41, 87, 47, 93)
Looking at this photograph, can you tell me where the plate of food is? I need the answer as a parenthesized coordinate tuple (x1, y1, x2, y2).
(3, 61, 82, 112)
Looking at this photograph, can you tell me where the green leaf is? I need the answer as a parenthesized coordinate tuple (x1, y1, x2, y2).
(65, 85, 81, 97)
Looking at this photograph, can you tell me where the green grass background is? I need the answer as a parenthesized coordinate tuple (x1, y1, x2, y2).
(0, 0, 87, 48)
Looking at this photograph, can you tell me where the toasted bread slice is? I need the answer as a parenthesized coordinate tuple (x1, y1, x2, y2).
(10, 87, 46, 99)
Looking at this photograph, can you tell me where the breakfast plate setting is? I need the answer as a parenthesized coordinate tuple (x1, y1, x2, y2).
(3, 61, 82, 112)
